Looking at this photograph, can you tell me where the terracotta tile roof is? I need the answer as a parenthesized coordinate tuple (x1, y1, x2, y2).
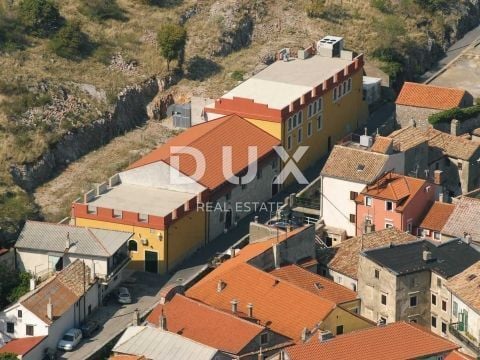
(445, 350, 476, 360)
(389, 126, 480, 161)
(395, 82, 466, 110)
(370, 136, 393, 154)
(270, 264, 357, 304)
(186, 262, 337, 341)
(193, 226, 308, 286)
(472, 128, 480, 137)
(321, 145, 390, 184)
(360, 172, 428, 212)
(146, 294, 265, 354)
(446, 260, 480, 313)
(425, 128, 480, 161)
(0, 336, 46, 356)
(389, 127, 428, 151)
(110, 356, 144, 360)
(420, 201, 455, 231)
(442, 197, 480, 240)
(284, 322, 459, 360)
(21, 260, 92, 324)
(318, 228, 416, 280)
(127, 114, 280, 190)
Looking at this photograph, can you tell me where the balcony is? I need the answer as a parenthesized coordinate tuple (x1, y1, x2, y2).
(449, 323, 480, 356)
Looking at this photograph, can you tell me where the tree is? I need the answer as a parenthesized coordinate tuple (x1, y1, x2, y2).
(0, 353, 19, 360)
(17, 0, 61, 37)
(157, 23, 187, 71)
(49, 22, 90, 60)
(0, 264, 19, 308)
(7, 271, 31, 304)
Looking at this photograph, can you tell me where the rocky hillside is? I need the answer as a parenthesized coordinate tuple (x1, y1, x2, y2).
(0, 0, 479, 242)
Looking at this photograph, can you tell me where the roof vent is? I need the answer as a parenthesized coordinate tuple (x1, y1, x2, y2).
(357, 164, 365, 171)
(247, 303, 254, 318)
(230, 299, 238, 314)
(217, 280, 226, 292)
(314, 282, 323, 290)
(422, 250, 433, 262)
(360, 135, 373, 148)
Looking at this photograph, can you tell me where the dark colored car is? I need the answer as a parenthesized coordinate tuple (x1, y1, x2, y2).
(80, 320, 100, 338)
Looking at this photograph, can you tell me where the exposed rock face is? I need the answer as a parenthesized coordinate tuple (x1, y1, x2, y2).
(10, 74, 179, 191)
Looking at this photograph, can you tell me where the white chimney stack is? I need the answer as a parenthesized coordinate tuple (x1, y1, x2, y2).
(65, 232, 70, 250)
(29, 278, 36, 291)
(47, 298, 53, 320)
(273, 242, 280, 269)
(247, 303, 253, 318)
(159, 309, 167, 330)
(230, 299, 238, 314)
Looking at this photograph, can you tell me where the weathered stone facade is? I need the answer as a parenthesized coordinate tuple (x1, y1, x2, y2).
(396, 104, 439, 129)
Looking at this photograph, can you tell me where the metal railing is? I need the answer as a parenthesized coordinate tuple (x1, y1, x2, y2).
(449, 324, 480, 355)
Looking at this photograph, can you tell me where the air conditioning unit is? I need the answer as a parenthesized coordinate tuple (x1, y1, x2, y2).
(318, 330, 334, 342)
(360, 135, 373, 148)
(141, 238, 148, 246)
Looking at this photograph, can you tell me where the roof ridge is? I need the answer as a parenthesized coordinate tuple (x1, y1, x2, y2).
(86, 228, 111, 256)
(403, 81, 465, 93)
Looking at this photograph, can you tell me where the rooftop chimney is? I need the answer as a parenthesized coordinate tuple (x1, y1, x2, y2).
(465, 233, 472, 244)
(423, 250, 433, 262)
(29, 277, 36, 291)
(230, 299, 238, 314)
(247, 303, 254, 318)
(301, 327, 311, 342)
(132, 308, 140, 326)
(47, 298, 53, 320)
(217, 279, 226, 293)
(273, 242, 280, 269)
(65, 232, 70, 250)
(159, 309, 167, 330)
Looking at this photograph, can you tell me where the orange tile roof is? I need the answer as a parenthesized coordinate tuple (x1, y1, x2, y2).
(146, 294, 265, 354)
(318, 228, 417, 280)
(447, 260, 480, 313)
(186, 262, 337, 342)
(445, 350, 476, 360)
(360, 172, 428, 211)
(419, 201, 455, 231)
(21, 260, 92, 324)
(370, 136, 393, 154)
(284, 322, 458, 360)
(270, 264, 357, 305)
(395, 82, 466, 110)
(0, 336, 46, 356)
(127, 114, 280, 190)
(109, 356, 144, 360)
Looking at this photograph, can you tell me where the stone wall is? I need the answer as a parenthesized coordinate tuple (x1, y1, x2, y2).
(396, 104, 439, 129)
(10, 74, 179, 191)
(433, 115, 480, 136)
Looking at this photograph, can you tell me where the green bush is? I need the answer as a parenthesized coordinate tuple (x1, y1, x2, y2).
(0, 80, 52, 117)
(231, 70, 244, 81)
(370, 0, 392, 13)
(0, 12, 26, 52)
(49, 22, 91, 60)
(79, 0, 127, 22)
(0, 352, 19, 360)
(414, 0, 453, 12)
(17, 0, 62, 37)
(428, 105, 480, 125)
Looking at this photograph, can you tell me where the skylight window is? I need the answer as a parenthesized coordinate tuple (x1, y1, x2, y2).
(357, 164, 365, 171)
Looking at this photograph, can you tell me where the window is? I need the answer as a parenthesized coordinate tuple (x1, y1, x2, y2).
(307, 121, 312, 137)
(343, 81, 347, 95)
(431, 316, 437, 328)
(437, 278, 442, 288)
(287, 135, 292, 150)
(442, 300, 447, 312)
(453, 301, 458, 316)
(333, 88, 337, 101)
(381, 294, 387, 305)
(432, 294, 437, 306)
(349, 214, 356, 223)
(347, 78, 352, 92)
(457, 162, 463, 170)
(410, 295, 417, 307)
(336, 325, 344, 335)
(6, 322, 14, 333)
(441, 322, 447, 334)
(407, 222, 412, 233)
(410, 318, 417, 324)
(433, 231, 440, 240)
(374, 269, 380, 279)
(18, 310, 22, 318)
(128, 240, 138, 252)
(260, 332, 269, 345)
(317, 114, 323, 130)
(379, 317, 387, 325)
(350, 191, 358, 201)
(365, 197, 372, 207)
(297, 128, 302, 144)
(308, 104, 313, 117)
(313, 101, 317, 114)
(385, 223, 393, 229)
(318, 98, 323, 112)
(385, 201, 393, 211)
(288, 117, 292, 131)
(293, 114, 297, 128)
(298, 111, 303, 125)
(337, 275, 343, 283)
(87, 205, 97, 214)
(257, 168, 262, 180)
(26, 325, 34, 336)
(352, 283, 357, 292)
(138, 213, 148, 222)
(113, 209, 122, 219)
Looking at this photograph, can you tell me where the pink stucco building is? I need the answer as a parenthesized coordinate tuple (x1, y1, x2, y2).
(355, 172, 436, 236)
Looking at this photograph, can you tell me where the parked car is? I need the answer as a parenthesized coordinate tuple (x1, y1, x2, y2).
(81, 319, 100, 338)
(117, 287, 132, 304)
(57, 328, 82, 351)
